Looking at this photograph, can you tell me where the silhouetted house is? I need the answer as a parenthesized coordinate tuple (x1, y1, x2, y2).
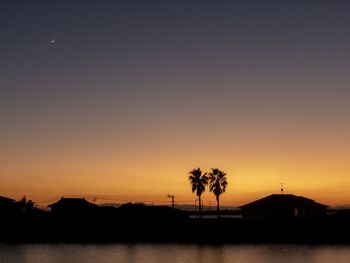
(240, 194, 327, 221)
(48, 197, 97, 218)
(0, 196, 23, 222)
(0, 196, 15, 206)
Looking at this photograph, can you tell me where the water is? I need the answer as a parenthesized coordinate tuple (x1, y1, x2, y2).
(1, 244, 350, 263)
(189, 215, 241, 219)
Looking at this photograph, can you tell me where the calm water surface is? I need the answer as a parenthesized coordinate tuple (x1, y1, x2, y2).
(1, 244, 350, 263)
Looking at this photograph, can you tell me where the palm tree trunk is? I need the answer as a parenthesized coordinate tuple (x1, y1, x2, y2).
(216, 195, 220, 219)
(198, 195, 202, 219)
(201, 198, 203, 219)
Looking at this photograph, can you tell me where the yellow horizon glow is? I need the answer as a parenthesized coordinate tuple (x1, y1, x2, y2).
(2, 96, 350, 207)
(2, 148, 350, 207)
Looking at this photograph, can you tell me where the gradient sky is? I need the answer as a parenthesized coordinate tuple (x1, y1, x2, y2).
(1, 1, 350, 206)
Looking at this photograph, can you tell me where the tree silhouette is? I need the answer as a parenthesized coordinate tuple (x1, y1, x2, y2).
(188, 168, 208, 218)
(208, 168, 228, 218)
(18, 196, 35, 213)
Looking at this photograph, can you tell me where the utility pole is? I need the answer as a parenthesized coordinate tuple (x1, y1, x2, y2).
(167, 194, 175, 209)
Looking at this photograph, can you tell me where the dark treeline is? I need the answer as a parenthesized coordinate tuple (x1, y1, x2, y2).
(2, 195, 350, 244)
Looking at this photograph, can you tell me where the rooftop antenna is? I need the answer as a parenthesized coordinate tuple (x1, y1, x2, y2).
(167, 194, 175, 209)
(280, 183, 284, 194)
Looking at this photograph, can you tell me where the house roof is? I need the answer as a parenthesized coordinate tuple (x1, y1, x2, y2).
(0, 196, 15, 203)
(239, 194, 328, 210)
(48, 197, 97, 208)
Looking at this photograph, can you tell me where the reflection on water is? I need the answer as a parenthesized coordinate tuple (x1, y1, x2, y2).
(1, 244, 350, 263)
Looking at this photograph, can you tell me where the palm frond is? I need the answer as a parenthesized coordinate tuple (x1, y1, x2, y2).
(208, 168, 228, 197)
(188, 168, 208, 196)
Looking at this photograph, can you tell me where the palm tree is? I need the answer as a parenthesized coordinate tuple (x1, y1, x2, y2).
(188, 168, 208, 218)
(208, 168, 228, 218)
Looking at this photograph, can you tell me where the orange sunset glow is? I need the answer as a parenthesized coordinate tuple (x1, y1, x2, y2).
(1, 1, 350, 208)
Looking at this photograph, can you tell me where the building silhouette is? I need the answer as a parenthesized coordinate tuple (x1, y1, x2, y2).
(0, 196, 21, 221)
(240, 194, 328, 221)
(48, 197, 97, 218)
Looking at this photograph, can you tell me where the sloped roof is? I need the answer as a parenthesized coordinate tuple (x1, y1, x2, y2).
(0, 196, 15, 203)
(48, 197, 97, 208)
(239, 194, 327, 210)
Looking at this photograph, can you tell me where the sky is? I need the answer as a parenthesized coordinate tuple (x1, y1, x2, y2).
(1, 1, 350, 207)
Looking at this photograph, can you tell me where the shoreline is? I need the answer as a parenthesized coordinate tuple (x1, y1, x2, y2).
(2, 219, 350, 244)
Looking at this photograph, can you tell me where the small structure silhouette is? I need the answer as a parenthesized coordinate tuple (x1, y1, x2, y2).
(48, 197, 97, 217)
(0, 196, 21, 220)
(240, 194, 327, 221)
(0, 196, 16, 207)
